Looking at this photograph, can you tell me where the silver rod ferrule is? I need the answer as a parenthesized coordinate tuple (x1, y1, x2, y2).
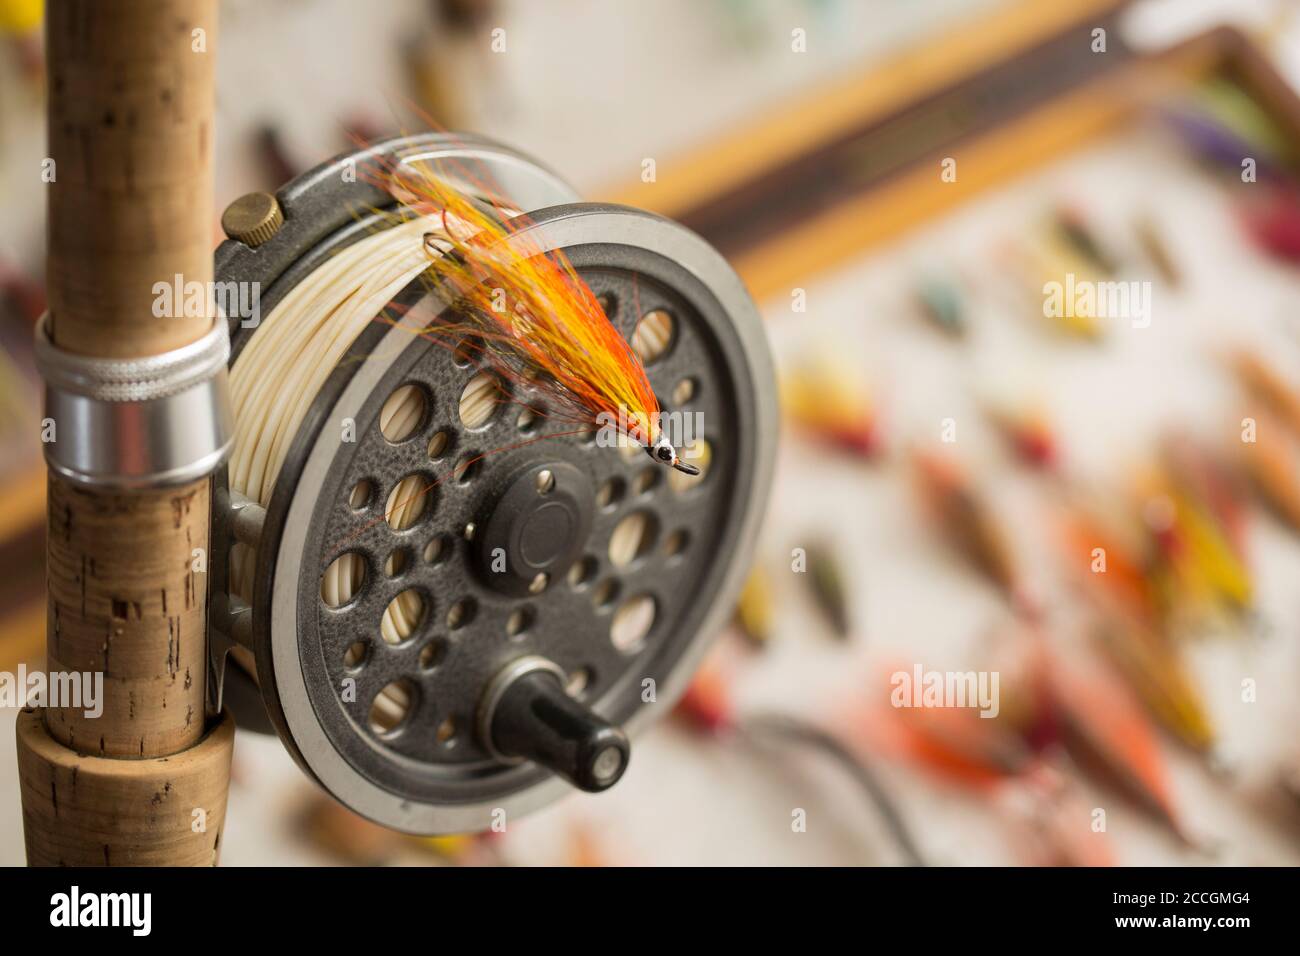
(34, 313, 234, 488)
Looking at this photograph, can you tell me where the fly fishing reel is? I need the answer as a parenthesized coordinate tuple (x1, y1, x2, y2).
(210, 133, 776, 833)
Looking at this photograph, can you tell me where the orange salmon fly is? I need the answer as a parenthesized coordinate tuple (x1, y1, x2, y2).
(362, 153, 698, 476)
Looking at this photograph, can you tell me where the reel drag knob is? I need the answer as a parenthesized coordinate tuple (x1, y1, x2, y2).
(480, 657, 630, 792)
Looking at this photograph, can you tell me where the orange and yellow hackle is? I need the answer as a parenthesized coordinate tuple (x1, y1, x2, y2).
(365, 155, 697, 474)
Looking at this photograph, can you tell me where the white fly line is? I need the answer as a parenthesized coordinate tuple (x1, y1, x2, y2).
(230, 214, 442, 647)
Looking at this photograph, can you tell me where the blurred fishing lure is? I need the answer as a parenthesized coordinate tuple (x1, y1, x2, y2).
(1050, 205, 1119, 276)
(1001, 765, 1117, 868)
(1234, 351, 1300, 438)
(734, 565, 774, 648)
(913, 272, 967, 338)
(1089, 614, 1217, 757)
(996, 235, 1104, 340)
(1138, 482, 1252, 624)
(805, 540, 851, 639)
(1239, 410, 1300, 532)
(984, 400, 1057, 470)
(912, 450, 1036, 616)
(1056, 499, 1159, 625)
(1045, 646, 1193, 846)
(782, 357, 881, 458)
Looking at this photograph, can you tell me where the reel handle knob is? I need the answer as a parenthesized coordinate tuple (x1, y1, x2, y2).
(489, 667, 630, 792)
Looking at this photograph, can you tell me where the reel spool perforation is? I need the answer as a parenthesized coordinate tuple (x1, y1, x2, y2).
(309, 265, 735, 770)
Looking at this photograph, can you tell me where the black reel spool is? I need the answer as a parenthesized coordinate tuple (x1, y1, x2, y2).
(211, 133, 777, 833)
